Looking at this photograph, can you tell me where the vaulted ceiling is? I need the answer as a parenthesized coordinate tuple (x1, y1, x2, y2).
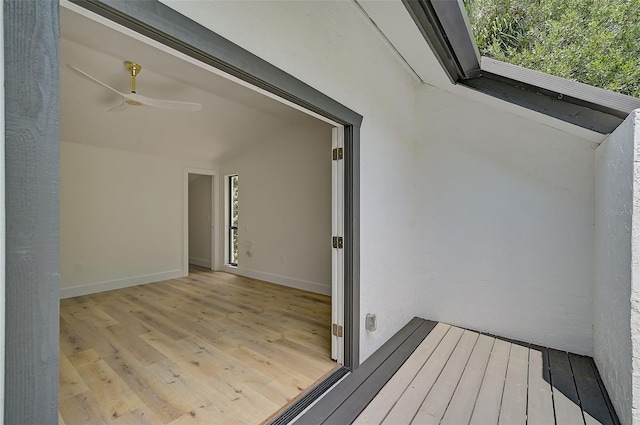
(60, 6, 328, 164)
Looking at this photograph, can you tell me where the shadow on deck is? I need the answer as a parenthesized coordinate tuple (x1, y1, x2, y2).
(290, 318, 620, 425)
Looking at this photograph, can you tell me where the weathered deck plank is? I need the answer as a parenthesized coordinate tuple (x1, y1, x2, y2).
(440, 334, 494, 425)
(570, 353, 615, 425)
(469, 338, 511, 425)
(353, 323, 450, 425)
(294, 318, 439, 425)
(318, 320, 438, 423)
(549, 349, 585, 425)
(527, 345, 555, 425)
(292, 319, 621, 425)
(382, 326, 464, 424)
(412, 330, 479, 424)
(498, 342, 529, 425)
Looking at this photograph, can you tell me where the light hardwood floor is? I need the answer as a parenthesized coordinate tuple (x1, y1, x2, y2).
(59, 268, 337, 425)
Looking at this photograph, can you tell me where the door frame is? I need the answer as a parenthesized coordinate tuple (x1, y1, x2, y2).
(61, 0, 362, 370)
(183, 168, 217, 274)
(331, 127, 345, 364)
(4, 0, 362, 421)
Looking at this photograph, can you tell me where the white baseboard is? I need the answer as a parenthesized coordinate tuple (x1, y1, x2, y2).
(60, 269, 184, 299)
(189, 257, 212, 268)
(222, 266, 331, 296)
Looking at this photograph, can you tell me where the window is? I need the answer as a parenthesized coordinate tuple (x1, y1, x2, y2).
(228, 175, 239, 266)
(402, 0, 640, 133)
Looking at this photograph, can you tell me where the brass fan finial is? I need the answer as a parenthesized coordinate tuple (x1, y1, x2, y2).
(123, 61, 143, 105)
(124, 61, 142, 93)
(124, 61, 142, 76)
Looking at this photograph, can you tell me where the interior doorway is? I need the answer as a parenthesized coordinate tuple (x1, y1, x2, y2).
(60, 0, 351, 369)
(187, 172, 215, 270)
(184, 169, 217, 275)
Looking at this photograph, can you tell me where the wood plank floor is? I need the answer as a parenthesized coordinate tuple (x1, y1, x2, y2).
(354, 323, 619, 425)
(59, 268, 337, 425)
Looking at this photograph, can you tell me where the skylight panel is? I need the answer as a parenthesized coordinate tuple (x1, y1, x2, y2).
(463, 0, 640, 99)
(403, 0, 640, 133)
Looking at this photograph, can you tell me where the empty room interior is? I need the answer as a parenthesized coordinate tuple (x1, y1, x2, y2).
(58, 5, 340, 424)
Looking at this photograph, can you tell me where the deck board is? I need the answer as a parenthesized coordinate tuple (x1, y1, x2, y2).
(549, 349, 585, 425)
(498, 342, 529, 425)
(324, 320, 620, 425)
(527, 345, 555, 425)
(297, 318, 436, 425)
(382, 326, 463, 424)
(440, 334, 494, 425)
(353, 323, 450, 425)
(570, 354, 615, 425)
(320, 320, 438, 423)
(469, 338, 511, 425)
(412, 330, 479, 424)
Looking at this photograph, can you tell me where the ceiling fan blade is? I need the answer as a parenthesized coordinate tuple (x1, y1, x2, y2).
(69, 63, 201, 113)
(126, 93, 202, 112)
(67, 64, 125, 98)
(107, 102, 131, 113)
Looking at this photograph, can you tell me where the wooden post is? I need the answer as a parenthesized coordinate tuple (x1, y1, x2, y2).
(4, 0, 60, 423)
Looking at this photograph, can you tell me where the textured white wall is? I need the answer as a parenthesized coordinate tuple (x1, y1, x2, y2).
(159, 0, 422, 360)
(594, 110, 640, 425)
(188, 174, 212, 268)
(413, 86, 596, 355)
(218, 122, 332, 294)
(60, 141, 213, 297)
(633, 110, 640, 423)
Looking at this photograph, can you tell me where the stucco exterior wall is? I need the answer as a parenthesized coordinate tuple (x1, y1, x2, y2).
(414, 85, 596, 355)
(594, 110, 640, 425)
(630, 111, 640, 425)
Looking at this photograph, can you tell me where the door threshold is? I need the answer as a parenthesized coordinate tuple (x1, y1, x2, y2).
(266, 366, 350, 425)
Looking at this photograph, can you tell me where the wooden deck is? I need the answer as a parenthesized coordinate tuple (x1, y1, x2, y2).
(294, 319, 619, 425)
(59, 269, 337, 425)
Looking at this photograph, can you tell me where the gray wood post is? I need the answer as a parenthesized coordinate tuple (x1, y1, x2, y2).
(4, 0, 60, 423)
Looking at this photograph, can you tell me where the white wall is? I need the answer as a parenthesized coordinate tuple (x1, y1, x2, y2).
(413, 86, 596, 355)
(188, 174, 212, 268)
(218, 122, 333, 295)
(159, 0, 423, 359)
(159, 0, 604, 360)
(594, 110, 640, 425)
(60, 141, 214, 298)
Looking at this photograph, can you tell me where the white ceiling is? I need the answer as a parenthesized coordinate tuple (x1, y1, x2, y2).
(60, 6, 329, 164)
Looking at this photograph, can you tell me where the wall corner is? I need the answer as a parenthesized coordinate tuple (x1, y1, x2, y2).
(631, 108, 640, 425)
(594, 111, 637, 425)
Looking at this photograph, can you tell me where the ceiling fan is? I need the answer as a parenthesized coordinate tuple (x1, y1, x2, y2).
(67, 61, 202, 112)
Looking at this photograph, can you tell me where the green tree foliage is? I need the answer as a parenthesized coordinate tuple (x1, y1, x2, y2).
(231, 175, 239, 264)
(464, 0, 640, 97)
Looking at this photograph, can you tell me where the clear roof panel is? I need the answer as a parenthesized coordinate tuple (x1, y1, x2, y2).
(463, 0, 640, 98)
